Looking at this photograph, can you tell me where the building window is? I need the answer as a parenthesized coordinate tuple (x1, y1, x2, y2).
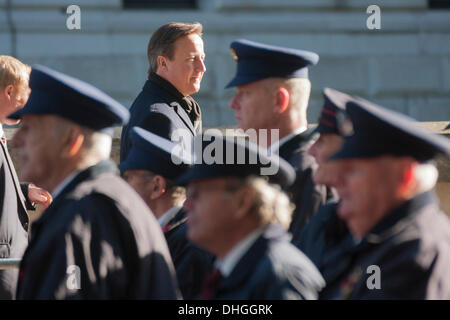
(123, 0, 197, 9)
(428, 0, 450, 9)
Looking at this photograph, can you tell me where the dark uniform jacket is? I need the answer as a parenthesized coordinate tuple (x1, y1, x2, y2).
(214, 224, 325, 300)
(0, 139, 32, 299)
(163, 208, 214, 300)
(120, 79, 201, 162)
(16, 160, 179, 299)
(320, 191, 450, 299)
(277, 131, 328, 246)
(297, 202, 353, 284)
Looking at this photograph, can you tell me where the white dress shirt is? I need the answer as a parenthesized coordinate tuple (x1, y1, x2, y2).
(158, 204, 183, 227)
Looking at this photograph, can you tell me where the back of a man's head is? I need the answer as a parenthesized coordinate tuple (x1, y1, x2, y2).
(147, 22, 203, 75)
(0, 55, 31, 90)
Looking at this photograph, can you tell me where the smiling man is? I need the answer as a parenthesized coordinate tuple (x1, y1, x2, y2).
(120, 22, 206, 162)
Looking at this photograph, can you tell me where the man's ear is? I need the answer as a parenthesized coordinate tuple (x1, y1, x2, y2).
(275, 87, 290, 113)
(234, 187, 256, 220)
(149, 175, 167, 200)
(397, 159, 417, 198)
(61, 126, 84, 158)
(157, 56, 168, 72)
(3, 84, 14, 100)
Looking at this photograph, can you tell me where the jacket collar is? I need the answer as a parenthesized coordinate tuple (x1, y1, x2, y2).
(218, 224, 288, 292)
(363, 191, 437, 244)
(142, 80, 197, 136)
(277, 128, 315, 159)
(33, 160, 118, 228)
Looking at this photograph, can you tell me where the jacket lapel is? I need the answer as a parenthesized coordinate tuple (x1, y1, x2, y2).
(0, 141, 28, 213)
(170, 101, 196, 136)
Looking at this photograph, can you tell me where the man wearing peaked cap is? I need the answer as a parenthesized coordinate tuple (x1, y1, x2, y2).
(319, 97, 450, 299)
(297, 88, 354, 282)
(227, 39, 329, 245)
(178, 133, 325, 300)
(10, 65, 179, 299)
(119, 127, 214, 299)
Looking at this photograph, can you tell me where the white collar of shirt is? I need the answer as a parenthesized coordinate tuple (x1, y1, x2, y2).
(0, 124, 4, 138)
(269, 126, 307, 154)
(51, 170, 81, 199)
(158, 204, 183, 227)
(215, 228, 264, 277)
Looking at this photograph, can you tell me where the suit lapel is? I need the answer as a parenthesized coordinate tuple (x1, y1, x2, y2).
(0, 141, 28, 213)
(170, 101, 196, 136)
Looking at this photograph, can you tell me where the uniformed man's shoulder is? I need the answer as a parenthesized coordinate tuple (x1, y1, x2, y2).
(64, 173, 161, 238)
(403, 206, 450, 265)
(253, 232, 325, 298)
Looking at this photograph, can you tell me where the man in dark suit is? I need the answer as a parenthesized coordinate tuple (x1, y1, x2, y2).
(10, 65, 179, 299)
(178, 133, 325, 299)
(0, 56, 51, 299)
(119, 127, 214, 299)
(226, 39, 328, 245)
(319, 97, 450, 299)
(120, 22, 205, 162)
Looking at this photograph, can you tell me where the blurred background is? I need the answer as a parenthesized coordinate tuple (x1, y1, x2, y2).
(1, 0, 450, 127)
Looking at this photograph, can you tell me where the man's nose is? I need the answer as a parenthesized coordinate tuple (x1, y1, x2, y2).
(196, 58, 206, 73)
(229, 95, 239, 110)
(183, 196, 194, 211)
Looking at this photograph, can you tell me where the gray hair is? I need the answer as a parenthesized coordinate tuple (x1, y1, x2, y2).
(53, 116, 112, 162)
(413, 162, 439, 194)
(228, 176, 294, 230)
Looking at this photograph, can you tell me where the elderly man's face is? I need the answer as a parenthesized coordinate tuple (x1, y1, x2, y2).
(229, 79, 276, 132)
(335, 157, 401, 237)
(12, 115, 64, 190)
(308, 133, 343, 186)
(162, 33, 206, 97)
(184, 178, 240, 256)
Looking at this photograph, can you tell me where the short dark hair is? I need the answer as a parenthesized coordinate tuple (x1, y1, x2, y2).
(147, 22, 203, 74)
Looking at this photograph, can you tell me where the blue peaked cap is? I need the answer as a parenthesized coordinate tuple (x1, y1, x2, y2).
(119, 127, 191, 181)
(331, 98, 450, 162)
(176, 133, 296, 188)
(9, 65, 129, 134)
(226, 39, 319, 88)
